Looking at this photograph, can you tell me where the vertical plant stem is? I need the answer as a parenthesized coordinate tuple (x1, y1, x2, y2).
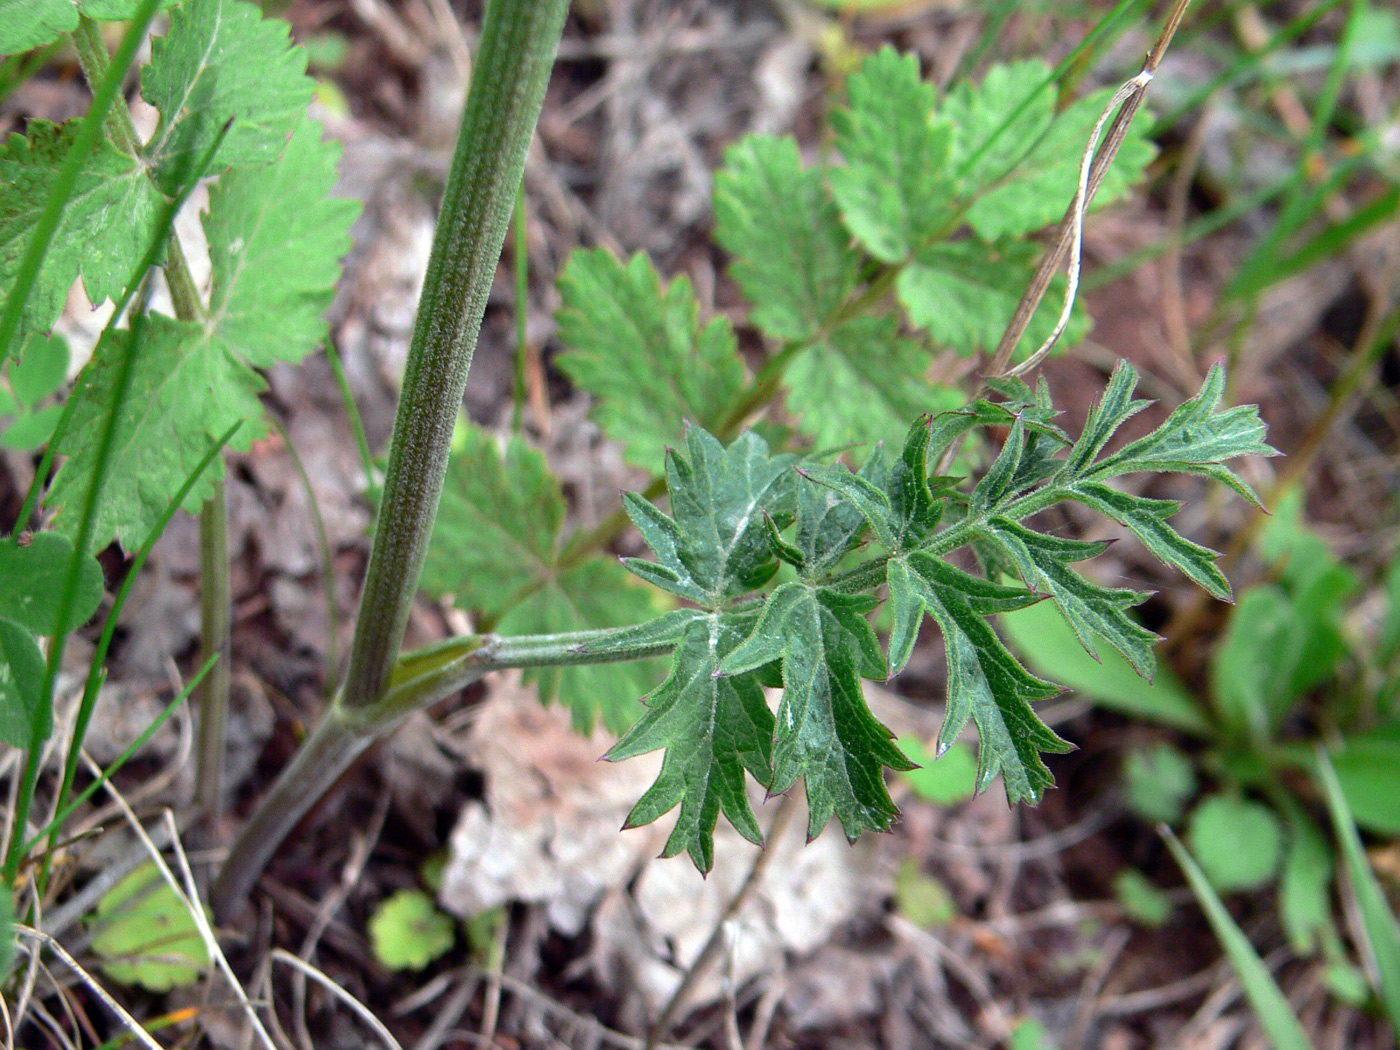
(196, 485, 230, 818)
(211, 0, 570, 915)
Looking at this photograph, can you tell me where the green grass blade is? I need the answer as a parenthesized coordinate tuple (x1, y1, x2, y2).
(323, 336, 379, 507)
(1315, 747, 1400, 1036)
(0, 0, 164, 364)
(1163, 826, 1315, 1050)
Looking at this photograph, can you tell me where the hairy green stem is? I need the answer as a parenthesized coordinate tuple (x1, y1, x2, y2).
(211, 0, 570, 914)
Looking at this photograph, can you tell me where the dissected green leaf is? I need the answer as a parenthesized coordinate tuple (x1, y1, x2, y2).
(720, 581, 912, 841)
(1066, 481, 1231, 600)
(897, 240, 1089, 357)
(0, 532, 104, 635)
(79, 0, 180, 16)
(89, 862, 209, 991)
(368, 889, 455, 972)
(828, 46, 953, 262)
(1088, 364, 1274, 504)
(0, 616, 47, 749)
(979, 518, 1158, 678)
(0, 0, 77, 56)
(887, 554, 1070, 804)
(1187, 794, 1282, 892)
(422, 424, 663, 731)
(0, 121, 164, 338)
(140, 0, 312, 194)
(784, 314, 954, 450)
(555, 249, 746, 473)
(203, 117, 359, 368)
(623, 427, 794, 607)
(999, 598, 1209, 734)
(1124, 743, 1197, 824)
(608, 615, 774, 871)
(46, 315, 263, 551)
(713, 134, 860, 342)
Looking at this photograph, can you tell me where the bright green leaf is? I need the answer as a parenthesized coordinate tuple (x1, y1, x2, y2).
(46, 314, 263, 552)
(713, 134, 860, 342)
(894, 857, 955, 928)
(203, 117, 359, 368)
(720, 581, 913, 841)
(0, 531, 104, 635)
(1187, 794, 1282, 892)
(0, 0, 77, 56)
(555, 249, 746, 473)
(608, 615, 775, 871)
(0, 616, 47, 749)
(1329, 725, 1400, 834)
(828, 46, 953, 262)
(8, 332, 69, 408)
(368, 889, 454, 972)
(0, 405, 63, 450)
(1277, 805, 1333, 956)
(897, 240, 1089, 358)
(140, 0, 312, 194)
(0, 121, 164, 338)
(89, 862, 209, 991)
(79, 0, 180, 16)
(784, 314, 953, 450)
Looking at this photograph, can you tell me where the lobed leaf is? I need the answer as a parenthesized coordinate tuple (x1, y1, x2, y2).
(623, 427, 794, 607)
(608, 615, 774, 871)
(555, 249, 746, 473)
(828, 46, 953, 262)
(0, 121, 163, 340)
(0, 532, 104, 636)
(140, 0, 313, 194)
(46, 315, 264, 551)
(720, 582, 912, 842)
(887, 554, 1070, 805)
(713, 134, 860, 343)
(0, 0, 77, 56)
(203, 117, 360, 368)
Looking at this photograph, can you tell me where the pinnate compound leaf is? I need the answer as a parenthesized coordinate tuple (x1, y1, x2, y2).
(1087, 363, 1275, 504)
(978, 517, 1158, 678)
(0, 0, 77, 55)
(887, 554, 1070, 804)
(203, 118, 359, 368)
(719, 582, 912, 841)
(784, 314, 956, 450)
(623, 427, 794, 607)
(555, 249, 746, 473)
(0, 532, 104, 636)
(897, 240, 1089, 357)
(140, 0, 312, 195)
(713, 134, 860, 342)
(828, 46, 953, 262)
(421, 424, 663, 732)
(46, 314, 263, 551)
(0, 121, 164, 339)
(0, 616, 47, 749)
(608, 616, 775, 871)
